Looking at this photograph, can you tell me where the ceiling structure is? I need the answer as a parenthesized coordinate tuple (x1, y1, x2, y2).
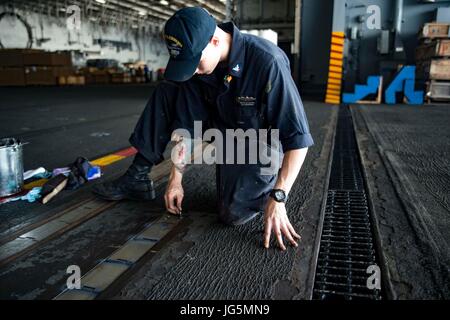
(0, 0, 232, 28)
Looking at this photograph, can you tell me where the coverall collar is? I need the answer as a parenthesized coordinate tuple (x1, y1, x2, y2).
(218, 22, 245, 78)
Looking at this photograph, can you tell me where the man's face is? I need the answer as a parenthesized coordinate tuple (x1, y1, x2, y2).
(195, 37, 221, 76)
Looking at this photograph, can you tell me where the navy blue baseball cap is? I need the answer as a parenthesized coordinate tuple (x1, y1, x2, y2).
(163, 7, 216, 82)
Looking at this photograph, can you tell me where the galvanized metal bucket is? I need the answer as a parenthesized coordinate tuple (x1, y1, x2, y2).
(0, 138, 24, 197)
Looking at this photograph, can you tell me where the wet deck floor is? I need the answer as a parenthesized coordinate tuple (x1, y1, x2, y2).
(0, 85, 448, 299)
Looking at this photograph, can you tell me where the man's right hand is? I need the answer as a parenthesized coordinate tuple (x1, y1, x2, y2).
(164, 167, 184, 215)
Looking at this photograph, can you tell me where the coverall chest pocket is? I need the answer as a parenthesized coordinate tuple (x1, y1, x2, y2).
(236, 96, 260, 130)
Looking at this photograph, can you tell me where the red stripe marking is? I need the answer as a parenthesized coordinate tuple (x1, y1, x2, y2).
(0, 190, 28, 204)
(113, 147, 137, 158)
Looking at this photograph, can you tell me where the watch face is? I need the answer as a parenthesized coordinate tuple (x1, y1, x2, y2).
(275, 190, 284, 200)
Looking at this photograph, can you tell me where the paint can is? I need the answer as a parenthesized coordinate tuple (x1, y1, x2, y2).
(0, 138, 24, 197)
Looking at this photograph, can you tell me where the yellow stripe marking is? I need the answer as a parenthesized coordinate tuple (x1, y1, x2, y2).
(329, 65, 343, 73)
(325, 31, 345, 104)
(332, 32, 345, 38)
(328, 78, 342, 85)
(331, 37, 345, 45)
(327, 84, 341, 90)
(330, 52, 343, 60)
(327, 89, 341, 95)
(327, 90, 341, 94)
(328, 72, 342, 79)
(330, 59, 343, 67)
(23, 152, 127, 190)
(326, 93, 341, 99)
(91, 154, 125, 167)
(331, 44, 344, 53)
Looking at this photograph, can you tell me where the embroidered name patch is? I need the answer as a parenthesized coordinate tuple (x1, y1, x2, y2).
(236, 96, 256, 106)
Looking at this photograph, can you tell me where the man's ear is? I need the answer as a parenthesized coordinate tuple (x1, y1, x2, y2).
(210, 35, 220, 47)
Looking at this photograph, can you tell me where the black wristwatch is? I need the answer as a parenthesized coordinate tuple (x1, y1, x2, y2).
(269, 189, 288, 203)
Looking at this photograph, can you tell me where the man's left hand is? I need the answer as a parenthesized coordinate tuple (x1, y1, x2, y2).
(263, 198, 301, 251)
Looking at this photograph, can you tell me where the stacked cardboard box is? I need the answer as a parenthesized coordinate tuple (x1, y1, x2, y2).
(110, 72, 145, 84)
(25, 67, 57, 85)
(416, 23, 450, 102)
(80, 67, 116, 85)
(0, 49, 36, 86)
(79, 61, 152, 85)
(84, 70, 111, 84)
(0, 67, 26, 86)
(111, 72, 132, 84)
(92, 71, 110, 84)
(0, 49, 75, 86)
(58, 75, 85, 86)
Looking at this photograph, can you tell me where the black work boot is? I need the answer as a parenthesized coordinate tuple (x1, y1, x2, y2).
(92, 163, 156, 201)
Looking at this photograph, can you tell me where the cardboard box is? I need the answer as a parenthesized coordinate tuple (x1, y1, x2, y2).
(111, 73, 131, 83)
(0, 50, 25, 67)
(417, 59, 450, 80)
(25, 66, 57, 85)
(53, 66, 75, 77)
(58, 76, 67, 86)
(51, 52, 72, 66)
(84, 72, 110, 84)
(76, 75, 85, 85)
(22, 51, 72, 66)
(23, 51, 53, 66)
(89, 70, 110, 84)
(0, 68, 25, 86)
(80, 67, 98, 74)
(426, 80, 450, 101)
(0, 49, 41, 67)
(62, 75, 84, 85)
(94, 74, 110, 84)
(59, 75, 84, 86)
(84, 73, 94, 84)
(420, 23, 450, 39)
(416, 39, 450, 61)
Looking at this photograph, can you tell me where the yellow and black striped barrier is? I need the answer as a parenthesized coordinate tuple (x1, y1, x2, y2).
(325, 31, 345, 105)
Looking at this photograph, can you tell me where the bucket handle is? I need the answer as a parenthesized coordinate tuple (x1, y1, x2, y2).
(11, 141, 29, 151)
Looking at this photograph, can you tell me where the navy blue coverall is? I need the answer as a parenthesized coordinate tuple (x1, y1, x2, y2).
(129, 22, 314, 225)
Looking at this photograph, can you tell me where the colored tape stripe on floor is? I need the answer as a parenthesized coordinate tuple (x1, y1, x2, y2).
(90, 154, 125, 167)
(21, 147, 138, 191)
(91, 147, 137, 166)
(113, 147, 137, 158)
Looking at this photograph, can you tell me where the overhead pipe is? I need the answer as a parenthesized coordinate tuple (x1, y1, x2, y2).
(394, 0, 404, 35)
(393, 0, 405, 55)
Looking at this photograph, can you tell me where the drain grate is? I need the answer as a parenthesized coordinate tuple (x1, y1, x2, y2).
(313, 105, 382, 300)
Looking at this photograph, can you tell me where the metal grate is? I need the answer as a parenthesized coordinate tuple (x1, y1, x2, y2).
(313, 106, 382, 300)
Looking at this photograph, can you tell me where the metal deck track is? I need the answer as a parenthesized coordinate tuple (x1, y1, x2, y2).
(0, 143, 205, 268)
